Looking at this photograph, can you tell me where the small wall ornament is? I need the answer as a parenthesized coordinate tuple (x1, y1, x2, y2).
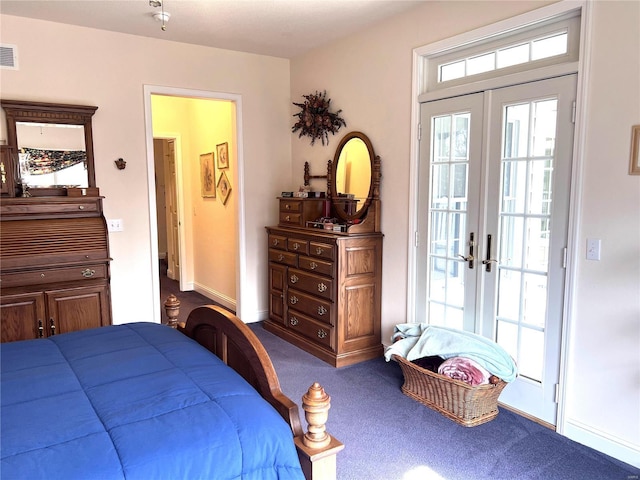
(292, 91, 346, 146)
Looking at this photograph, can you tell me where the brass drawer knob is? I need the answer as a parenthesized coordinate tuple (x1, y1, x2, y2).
(317, 305, 327, 316)
(317, 329, 327, 339)
(290, 316, 299, 326)
(272, 238, 279, 246)
(79, 205, 85, 210)
(293, 242, 300, 250)
(309, 261, 318, 270)
(278, 254, 285, 261)
(290, 295, 299, 305)
(285, 215, 291, 221)
(316, 247, 324, 255)
(285, 204, 291, 210)
(290, 274, 299, 284)
(317, 282, 327, 293)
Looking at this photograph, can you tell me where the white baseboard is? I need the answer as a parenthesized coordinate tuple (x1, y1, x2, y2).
(193, 282, 236, 313)
(563, 417, 640, 469)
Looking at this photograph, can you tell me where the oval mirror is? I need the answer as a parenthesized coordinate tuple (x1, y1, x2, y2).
(331, 131, 374, 222)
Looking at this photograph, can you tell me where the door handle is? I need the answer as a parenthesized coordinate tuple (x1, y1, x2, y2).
(482, 234, 498, 272)
(458, 232, 475, 269)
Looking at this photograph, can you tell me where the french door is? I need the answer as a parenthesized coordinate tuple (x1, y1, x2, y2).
(416, 74, 577, 425)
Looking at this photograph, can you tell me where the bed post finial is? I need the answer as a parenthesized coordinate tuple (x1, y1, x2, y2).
(164, 294, 181, 328)
(302, 383, 331, 448)
(295, 383, 344, 480)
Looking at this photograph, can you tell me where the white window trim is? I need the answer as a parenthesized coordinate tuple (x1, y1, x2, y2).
(407, 0, 591, 439)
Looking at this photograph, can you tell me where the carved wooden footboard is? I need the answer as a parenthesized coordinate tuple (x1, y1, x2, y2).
(164, 296, 343, 480)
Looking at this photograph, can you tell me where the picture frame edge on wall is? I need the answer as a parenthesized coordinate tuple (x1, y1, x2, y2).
(629, 124, 640, 175)
(200, 152, 216, 198)
(216, 142, 229, 170)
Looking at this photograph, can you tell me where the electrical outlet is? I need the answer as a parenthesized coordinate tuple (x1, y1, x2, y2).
(107, 219, 123, 232)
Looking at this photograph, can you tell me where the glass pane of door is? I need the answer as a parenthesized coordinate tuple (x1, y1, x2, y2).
(417, 93, 484, 331)
(495, 98, 557, 383)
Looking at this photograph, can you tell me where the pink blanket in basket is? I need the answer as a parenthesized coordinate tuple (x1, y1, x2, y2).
(437, 356, 491, 386)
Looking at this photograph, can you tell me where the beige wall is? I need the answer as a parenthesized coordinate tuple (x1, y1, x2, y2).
(291, 0, 639, 467)
(0, 15, 292, 323)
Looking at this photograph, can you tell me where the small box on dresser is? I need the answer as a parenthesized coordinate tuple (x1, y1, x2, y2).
(278, 197, 329, 228)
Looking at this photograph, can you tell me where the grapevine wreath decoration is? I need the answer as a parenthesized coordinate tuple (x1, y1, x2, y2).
(292, 90, 346, 145)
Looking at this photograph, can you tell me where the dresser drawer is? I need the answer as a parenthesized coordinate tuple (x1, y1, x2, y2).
(279, 212, 302, 226)
(0, 198, 101, 218)
(298, 255, 333, 276)
(1, 264, 108, 288)
(287, 238, 309, 255)
(280, 199, 302, 213)
(288, 268, 333, 301)
(287, 289, 333, 325)
(268, 249, 298, 267)
(268, 234, 288, 251)
(309, 241, 335, 261)
(287, 310, 333, 349)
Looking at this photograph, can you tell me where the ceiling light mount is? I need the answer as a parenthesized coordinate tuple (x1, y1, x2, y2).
(149, 0, 169, 31)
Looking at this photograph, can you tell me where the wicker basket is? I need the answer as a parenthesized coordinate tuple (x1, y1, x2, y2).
(393, 354, 507, 427)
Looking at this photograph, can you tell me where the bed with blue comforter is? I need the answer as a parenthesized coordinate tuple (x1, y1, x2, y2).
(1, 314, 305, 479)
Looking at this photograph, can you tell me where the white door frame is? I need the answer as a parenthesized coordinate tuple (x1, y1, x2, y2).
(407, 0, 591, 434)
(143, 85, 247, 322)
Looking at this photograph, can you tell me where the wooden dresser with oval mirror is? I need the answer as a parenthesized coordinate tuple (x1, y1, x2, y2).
(0, 100, 112, 343)
(265, 131, 383, 367)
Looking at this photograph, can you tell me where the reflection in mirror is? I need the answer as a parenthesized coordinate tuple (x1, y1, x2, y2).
(335, 137, 371, 213)
(16, 122, 88, 188)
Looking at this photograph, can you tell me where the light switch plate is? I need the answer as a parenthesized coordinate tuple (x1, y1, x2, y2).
(586, 238, 601, 261)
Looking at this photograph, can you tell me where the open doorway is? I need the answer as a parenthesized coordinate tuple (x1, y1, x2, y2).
(144, 86, 246, 323)
(153, 138, 179, 283)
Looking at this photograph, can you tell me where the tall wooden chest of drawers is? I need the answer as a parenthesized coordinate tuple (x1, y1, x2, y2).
(265, 225, 383, 367)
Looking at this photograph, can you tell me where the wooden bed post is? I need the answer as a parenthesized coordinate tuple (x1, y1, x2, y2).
(164, 294, 181, 328)
(294, 383, 344, 480)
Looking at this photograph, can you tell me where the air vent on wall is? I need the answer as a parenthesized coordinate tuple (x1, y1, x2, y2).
(1, 44, 18, 70)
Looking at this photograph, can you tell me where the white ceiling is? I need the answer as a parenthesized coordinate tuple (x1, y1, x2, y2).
(0, 0, 425, 59)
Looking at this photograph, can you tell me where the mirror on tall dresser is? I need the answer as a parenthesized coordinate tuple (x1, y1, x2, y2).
(1, 100, 98, 196)
(329, 131, 381, 232)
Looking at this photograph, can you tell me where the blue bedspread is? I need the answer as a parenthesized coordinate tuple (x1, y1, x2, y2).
(1, 323, 304, 480)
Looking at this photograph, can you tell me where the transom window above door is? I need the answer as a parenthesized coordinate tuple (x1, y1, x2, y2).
(423, 12, 580, 95)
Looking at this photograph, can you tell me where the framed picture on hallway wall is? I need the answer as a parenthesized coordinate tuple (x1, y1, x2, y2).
(200, 152, 216, 198)
(217, 170, 232, 205)
(217, 142, 229, 169)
